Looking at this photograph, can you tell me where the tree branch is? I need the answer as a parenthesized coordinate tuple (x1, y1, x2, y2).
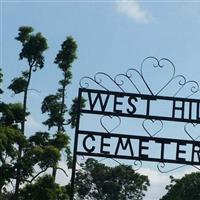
(25, 167, 48, 184)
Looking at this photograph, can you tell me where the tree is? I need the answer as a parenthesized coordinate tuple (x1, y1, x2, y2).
(1, 26, 84, 199)
(7, 26, 48, 199)
(75, 158, 150, 200)
(0, 125, 26, 196)
(160, 172, 200, 200)
(0, 69, 30, 196)
(10, 26, 48, 134)
(41, 36, 85, 179)
(19, 175, 69, 200)
(0, 103, 67, 198)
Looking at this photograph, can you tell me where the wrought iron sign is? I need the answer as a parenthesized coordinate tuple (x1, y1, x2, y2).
(70, 57, 200, 200)
(77, 88, 200, 165)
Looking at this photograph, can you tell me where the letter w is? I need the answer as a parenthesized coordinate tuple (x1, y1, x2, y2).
(88, 92, 110, 112)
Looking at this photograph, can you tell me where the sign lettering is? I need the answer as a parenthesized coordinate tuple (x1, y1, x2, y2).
(82, 88, 200, 123)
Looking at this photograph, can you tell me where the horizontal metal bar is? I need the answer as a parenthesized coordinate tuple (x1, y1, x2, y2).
(76, 152, 200, 166)
(80, 110, 200, 124)
(80, 88, 200, 103)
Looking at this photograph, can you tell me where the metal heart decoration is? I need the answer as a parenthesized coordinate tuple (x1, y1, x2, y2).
(142, 119, 163, 137)
(184, 123, 200, 141)
(100, 115, 121, 133)
(141, 57, 175, 96)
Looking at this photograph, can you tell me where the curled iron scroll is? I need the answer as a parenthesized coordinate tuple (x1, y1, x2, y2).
(80, 57, 199, 98)
(157, 162, 187, 173)
(76, 156, 86, 168)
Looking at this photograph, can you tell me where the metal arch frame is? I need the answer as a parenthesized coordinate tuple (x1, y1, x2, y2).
(79, 56, 199, 97)
(70, 57, 200, 200)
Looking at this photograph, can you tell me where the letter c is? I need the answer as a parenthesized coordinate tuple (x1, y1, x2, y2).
(83, 134, 95, 153)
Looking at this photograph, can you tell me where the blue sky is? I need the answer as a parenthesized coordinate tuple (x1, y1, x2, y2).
(2, 1, 200, 199)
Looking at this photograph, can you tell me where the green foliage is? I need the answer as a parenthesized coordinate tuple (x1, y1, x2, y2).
(29, 132, 50, 146)
(8, 77, 27, 94)
(0, 125, 27, 189)
(19, 175, 69, 200)
(51, 132, 70, 151)
(75, 158, 150, 200)
(0, 103, 27, 126)
(160, 172, 200, 200)
(0, 26, 76, 199)
(16, 27, 48, 69)
(41, 95, 63, 130)
(54, 36, 77, 72)
(10, 26, 48, 198)
(29, 132, 70, 169)
(68, 97, 86, 129)
(15, 26, 34, 44)
(38, 145, 60, 169)
(41, 36, 78, 132)
(0, 124, 69, 192)
(41, 36, 80, 175)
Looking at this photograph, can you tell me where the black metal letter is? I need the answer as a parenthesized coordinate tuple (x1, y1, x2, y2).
(139, 138, 149, 159)
(172, 100, 185, 119)
(196, 102, 200, 120)
(115, 137, 134, 157)
(88, 91, 110, 112)
(192, 144, 200, 163)
(127, 96, 138, 114)
(113, 94, 124, 114)
(83, 134, 95, 153)
(100, 135, 111, 154)
(176, 142, 186, 162)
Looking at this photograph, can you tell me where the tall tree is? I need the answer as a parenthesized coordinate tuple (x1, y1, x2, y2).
(160, 172, 200, 200)
(41, 36, 83, 180)
(75, 158, 150, 200)
(1, 27, 83, 199)
(8, 26, 48, 199)
(9, 26, 48, 134)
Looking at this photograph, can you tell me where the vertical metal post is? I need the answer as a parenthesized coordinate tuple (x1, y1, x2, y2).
(70, 88, 82, 200)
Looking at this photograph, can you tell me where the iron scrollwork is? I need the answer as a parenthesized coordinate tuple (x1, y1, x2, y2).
(78, 57, 200, 173)
(80, 56, 199, 98)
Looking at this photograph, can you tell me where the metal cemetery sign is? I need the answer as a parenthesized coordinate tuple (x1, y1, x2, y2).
(77, 88, 200, 166)
(70, 57, 200, 199)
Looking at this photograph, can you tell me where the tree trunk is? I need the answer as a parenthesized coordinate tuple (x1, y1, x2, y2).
(14, 64, 33, 200)
(52, 72, 67, 180)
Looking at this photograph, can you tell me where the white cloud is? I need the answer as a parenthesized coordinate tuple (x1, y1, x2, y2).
(139, 168, 170, 200)
(115, 0, 152, 23)
(139, 166, 199, 200)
